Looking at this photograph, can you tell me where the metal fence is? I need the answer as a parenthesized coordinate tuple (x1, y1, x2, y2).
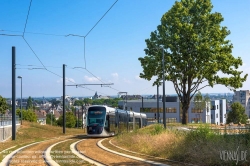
(0, 116, 20, 127)
(210, 126, 250, 135)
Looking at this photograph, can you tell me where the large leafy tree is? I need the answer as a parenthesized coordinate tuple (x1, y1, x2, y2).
(227, 102, 248, 124)
(138, 0, 247, 124)
(0, 95, 8, 115)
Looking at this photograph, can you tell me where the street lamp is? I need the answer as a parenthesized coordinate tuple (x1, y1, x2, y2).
(17, 76, 22, 125)
(154, 46, 166, 129)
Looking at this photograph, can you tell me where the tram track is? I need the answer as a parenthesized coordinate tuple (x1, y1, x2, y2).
(75, 138, 167, 166)
(2, 135, 194, 166)
(1, 137, 71, 166)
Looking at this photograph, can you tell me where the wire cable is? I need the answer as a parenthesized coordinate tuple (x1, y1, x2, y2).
(22, 37, 47, 69)
(1, 29, 80, 37)
(23, 0, 32, 36)
(84, 37, 86, 68)
(0, 33, 22, 37)
(85, 0, 118, 38)
(85, 68, 106, 84)
(16, 64, 62, 68)
(2, 0, 119, 97)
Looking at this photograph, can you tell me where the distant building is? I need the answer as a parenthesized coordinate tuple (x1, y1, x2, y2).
(35, 110, 46, 125)
(93, 92, 99, 99)
(60, 95, 72, 107)
(233, 90, 250, 118)
(40, 96, 52, 109)
(120, 95, 142, 100)
(118, 97, 226, 124)
(92, 92, 110, 99)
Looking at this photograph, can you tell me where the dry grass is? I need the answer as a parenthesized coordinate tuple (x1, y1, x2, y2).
(0, 121, 85, 162)
(114, 124, 250, 165)
(51, 139, 93, 166)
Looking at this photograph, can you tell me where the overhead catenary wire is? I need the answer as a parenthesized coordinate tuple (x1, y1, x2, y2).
(2, 0, 121, 96)
(85, 0, 118, 38)
(0, 33, 22, 37)
(23, 0, 33, 36)
(22, 37, 47, 70)
(16, 64, 62, 68)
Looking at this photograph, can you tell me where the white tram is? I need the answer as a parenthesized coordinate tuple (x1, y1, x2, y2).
(86, 105, 147, 137)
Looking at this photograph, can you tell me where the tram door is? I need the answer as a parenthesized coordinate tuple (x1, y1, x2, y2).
(104, 115, 110, 132)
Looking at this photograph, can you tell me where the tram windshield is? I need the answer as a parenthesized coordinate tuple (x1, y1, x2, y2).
(87, 107, 106, 126)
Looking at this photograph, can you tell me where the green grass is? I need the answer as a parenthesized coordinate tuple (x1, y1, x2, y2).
(114, 123, 250, 165)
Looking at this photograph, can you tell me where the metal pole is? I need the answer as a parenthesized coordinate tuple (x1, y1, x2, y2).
(78, 108, 79, 128)
(142, 97, 144, 113)
(51, 110, 52, 126)
(20, 77, 22, 125)
(12, 46, 16, 140)
(126, 92, 127, 109)
(162, 47, 166, 129)
(63, 64, 66, 134)
(157, 84, 159, 123)
(82, 105, 84, 129)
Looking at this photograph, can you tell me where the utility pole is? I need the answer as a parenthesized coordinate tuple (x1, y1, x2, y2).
(142, 97, 144, 113)
(157, 84, 159, 123)
(162, 47, 166, 129)
(63, 64, 66, 134)
(12, 46, 16, 140)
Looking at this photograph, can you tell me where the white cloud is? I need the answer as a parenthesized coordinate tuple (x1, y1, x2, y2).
(112, 73, 119, 78)
(57, 77, 75, 83)
(66, 78, 75, 83)
(123, 78, 132, 84)
(84, 75, 100, 82)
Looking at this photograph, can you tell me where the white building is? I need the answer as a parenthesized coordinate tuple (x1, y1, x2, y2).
(233, 90, 250, 118)
(118, 97, 226, 124)
(61, 95, 72, 107)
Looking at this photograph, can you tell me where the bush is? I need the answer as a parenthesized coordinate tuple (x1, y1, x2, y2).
(57, 111, 76, 128)
(22, 109, 37, 122)
(151, 124, 164, 135)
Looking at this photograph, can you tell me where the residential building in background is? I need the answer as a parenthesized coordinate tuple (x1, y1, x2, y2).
(233, 90, 250, 118)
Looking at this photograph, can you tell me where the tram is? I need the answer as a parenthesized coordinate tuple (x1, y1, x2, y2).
(86, 105, 147, 137)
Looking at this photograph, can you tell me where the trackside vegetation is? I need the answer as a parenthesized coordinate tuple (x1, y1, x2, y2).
(113, 124, 250, 165)
(0, 121, 85, 162)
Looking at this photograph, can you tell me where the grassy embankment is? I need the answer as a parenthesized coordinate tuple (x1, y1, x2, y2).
(113, 123, 250, 165)
(0, 121, 85, 162)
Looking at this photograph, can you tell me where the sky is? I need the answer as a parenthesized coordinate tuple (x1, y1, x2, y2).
(0, 0, 250, 98)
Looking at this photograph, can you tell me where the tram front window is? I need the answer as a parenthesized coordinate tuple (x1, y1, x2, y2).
(88, 107, 106, 126)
